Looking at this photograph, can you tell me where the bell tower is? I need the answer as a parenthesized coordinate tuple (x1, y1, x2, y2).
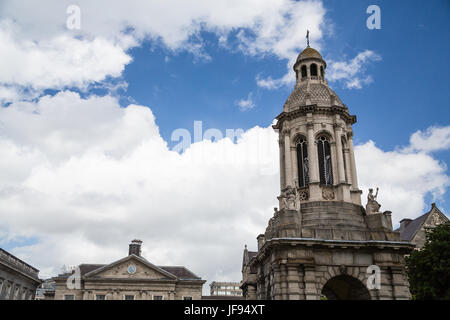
(274, 45, 362, 207)
(241, 40, 414, 301)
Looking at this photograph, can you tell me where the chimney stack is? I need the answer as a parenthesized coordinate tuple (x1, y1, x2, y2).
(129, 239, 142, 256)
(399, 219, 412, 233)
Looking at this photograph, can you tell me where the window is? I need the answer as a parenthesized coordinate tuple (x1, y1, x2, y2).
(296, 136, 309, 188)
(310, 63, 318, 76)
(96, 295, 106, 300)
(153, 295, 163, 300)
(320, 66, 324, 79)
(301, 65, 307, 78)
(317, 135, 333, 185)
(5, 284, 11, 299)
(64, 294, 75, 300)
(124, 295, 135, 300)
(183, 296, 193, 300)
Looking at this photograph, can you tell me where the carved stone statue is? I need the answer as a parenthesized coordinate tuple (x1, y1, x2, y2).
(277, 185, 299, 210)
(366, 187, 381, 214)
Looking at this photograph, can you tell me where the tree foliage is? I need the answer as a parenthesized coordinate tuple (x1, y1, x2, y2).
(406, 222, 450, 300)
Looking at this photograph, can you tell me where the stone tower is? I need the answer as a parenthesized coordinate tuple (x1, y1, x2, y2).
(241, 45, 414, 300)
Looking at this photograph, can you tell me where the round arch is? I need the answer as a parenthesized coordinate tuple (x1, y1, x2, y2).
(291, 133, 308, 145)
(321, 275, 371, 300)
(314, 130, 334, 142)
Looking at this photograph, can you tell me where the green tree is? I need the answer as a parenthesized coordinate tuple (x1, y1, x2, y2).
(405, 222, 450, 300)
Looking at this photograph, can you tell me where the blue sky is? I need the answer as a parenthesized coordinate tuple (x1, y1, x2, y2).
(0, 0, 449, 283)
(119, 0, 449, 153)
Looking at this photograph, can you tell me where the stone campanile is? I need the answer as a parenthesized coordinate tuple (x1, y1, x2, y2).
(274, 46, 361, 207)
(241, 44, 414, 300)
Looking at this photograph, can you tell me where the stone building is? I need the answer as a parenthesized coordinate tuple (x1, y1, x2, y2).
(0, 248, 41, 300)
(241, 44, 415, 300)
(53, 240, 205, 300)
(35, 279, 56, 300)
(209, 281, 243, 297)
(396, 203, 448, 250)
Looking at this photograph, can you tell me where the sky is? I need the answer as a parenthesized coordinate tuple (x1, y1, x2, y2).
(0, 0, 449, 293)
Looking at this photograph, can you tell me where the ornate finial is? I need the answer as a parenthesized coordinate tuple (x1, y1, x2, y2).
(306, 29, 310, 47)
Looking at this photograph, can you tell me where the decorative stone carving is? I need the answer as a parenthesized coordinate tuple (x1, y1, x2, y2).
(298, 188, 309, 201)
(322, 187, 335, 200)
(278, 185, 299, 210)
(366, 187, 381, 214)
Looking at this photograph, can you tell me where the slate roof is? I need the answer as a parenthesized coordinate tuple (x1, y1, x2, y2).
(158, 266, 201, 280)
(56, 261, 201, 280)
(397, 213, 429, 241)
(395, 204, 448, 241)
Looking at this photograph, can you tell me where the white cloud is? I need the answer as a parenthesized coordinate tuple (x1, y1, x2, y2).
(0, 0, 327, 100)
(0, 92, 279, 288)
(236, 92, 256, 111)
(0, 26, 132, 97)
(326, 50, 381, 89)
(356, 139, 449, 227)
(0, 92, 448, 289)
(405, 126, 450, 153)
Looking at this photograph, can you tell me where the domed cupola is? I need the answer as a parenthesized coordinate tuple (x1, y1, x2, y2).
(293, 46, 327, 84)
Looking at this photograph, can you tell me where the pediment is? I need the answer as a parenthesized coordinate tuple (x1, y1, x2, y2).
(424, 207, 449, 229)
(84, 255, 177, 280)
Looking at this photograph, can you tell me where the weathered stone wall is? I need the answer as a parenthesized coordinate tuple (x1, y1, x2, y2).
(243, 243, 411, 300)
(0, 265, 39, 300)
(54, 279, 203, 300)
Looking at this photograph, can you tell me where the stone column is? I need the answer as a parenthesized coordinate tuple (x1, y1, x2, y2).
(280, 264, 288, 300)
(391, 268, 411, 300)
(272, 265, 282, 300)
(333, 124, 346, 183)
(284, 131, 293, 187)
(303, 265, 318, 300)
(287, 264, 301, 300)
(247, 285, 257, 300)
(343, 147, 352, 184)
(348, 132, 359, 189)
(291, 146, 298, 188)
(378, 267, 394, 300)
(82, 290, 88, 300)
(279, 138, 285, 190)
(306, 122, 319, 183)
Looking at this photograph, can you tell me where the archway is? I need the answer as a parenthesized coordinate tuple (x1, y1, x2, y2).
(321, 275, 371, 300)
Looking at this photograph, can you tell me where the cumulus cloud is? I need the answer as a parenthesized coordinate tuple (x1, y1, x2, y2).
(405, 126, 450, 153)
(0, 92, 279, 287)
(356, 139, 449, 227)
(0, 0, 327, 101)
(236, 92, 256, 111)
(0, 92, 448, 289)
(327, 50, 382, 89)
(0, 27, 132, 92)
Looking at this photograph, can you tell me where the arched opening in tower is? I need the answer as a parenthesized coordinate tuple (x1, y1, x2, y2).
(321, 275, 371, 300)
